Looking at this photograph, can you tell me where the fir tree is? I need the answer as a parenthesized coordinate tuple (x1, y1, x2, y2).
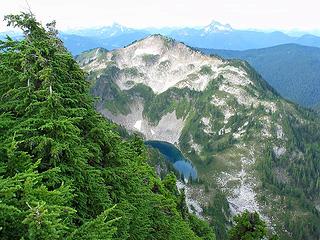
(228, 210, 267, 240)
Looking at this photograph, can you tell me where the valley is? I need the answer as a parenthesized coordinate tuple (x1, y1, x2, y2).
(1, 1, 320, 239)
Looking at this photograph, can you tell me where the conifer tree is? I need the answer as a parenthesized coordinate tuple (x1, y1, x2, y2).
(228, 210, 267, 240)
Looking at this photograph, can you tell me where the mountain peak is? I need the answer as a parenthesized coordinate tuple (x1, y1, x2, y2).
(96, 23, 132, 37)
(110, 22, 127, 32)
(79, 34, 225, 94)
(144, 34, 175, 42)
(203, 20, 233, 33)
(126, 34, 209, 60)
(125, 34, 178, 50)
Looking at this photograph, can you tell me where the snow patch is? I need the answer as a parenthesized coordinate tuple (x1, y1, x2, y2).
(218, 83, 277, 113)
(134, 47, 160, 56)
(99, 99, 185, 144)
(203, 21, 233, 33)
(133, 120, 142, 131)
(273, 146, 286, 158)
(220, 66, 251, 86)
(260, 116, 272, 138)
(189, 136, 202, 153)
(201, 117, 212, 134)
(218, 156, 260, 214)
(218, 127, 231, 135)
(211, 96, 226, 106)
(201, 117, 210, 126)
(176, 181, 204, 219)
(219, 84, 254, 106)
(276, 124, 284, 139)
(262, 102, 277, 113)
(210, 96, 235, 124)
(232, 122, 248, 139)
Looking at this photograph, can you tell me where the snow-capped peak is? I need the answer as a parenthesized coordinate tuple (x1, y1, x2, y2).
(98, 23, 131, 37)
(111, 22, 127, 32)
(203, 20, 233, 33)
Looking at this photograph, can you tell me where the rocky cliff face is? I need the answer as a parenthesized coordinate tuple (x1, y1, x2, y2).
(77, 35, 320, 239)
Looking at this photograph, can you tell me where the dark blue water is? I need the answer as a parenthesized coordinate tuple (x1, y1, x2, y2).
(145, 140, 197, 180)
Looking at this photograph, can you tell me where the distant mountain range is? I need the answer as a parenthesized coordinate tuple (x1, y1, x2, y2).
(33, 21, 320, 55)
(2, 20, 320, 55)
(199, 44, 320, 108)
(59, 31, 148, 55)
(3, 21, 319, 109)
(168, 22, 320, 50)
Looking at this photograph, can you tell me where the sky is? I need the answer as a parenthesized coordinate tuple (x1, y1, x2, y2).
(0, 0, 320, 31)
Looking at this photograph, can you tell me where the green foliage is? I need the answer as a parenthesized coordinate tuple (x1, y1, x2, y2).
(122, 67, 143, 77)
(188, 215, 216, 240)
(228, 210, 267, 240)
(67, 206, 119, 240)
(163, 173, 179, 195)
(159, 60, 172, 69)
(89, 65, 131, 115)
(256, 106, 320, 239)
(199, 65, 213, 75)
(128, 84, 196, 124)
(0, 13, 214, 240)
(142, 54, 160, 65)
(0, 160, 75, 240)
(202, 44, 320, 107)
(258, 147, 320, 238)
(203, 189, 231, 240)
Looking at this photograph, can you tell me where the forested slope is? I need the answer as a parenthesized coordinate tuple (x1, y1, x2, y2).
(0, 13, 214, 240)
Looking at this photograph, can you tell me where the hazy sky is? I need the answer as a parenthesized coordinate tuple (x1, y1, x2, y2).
(1, 0, 319, 31)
